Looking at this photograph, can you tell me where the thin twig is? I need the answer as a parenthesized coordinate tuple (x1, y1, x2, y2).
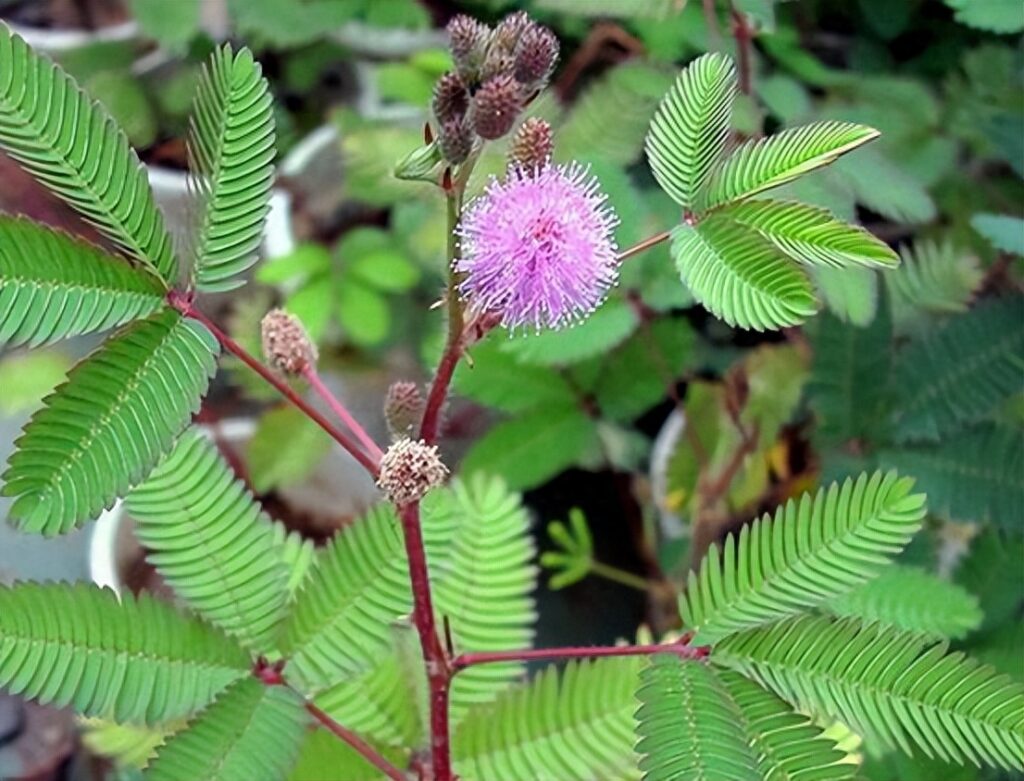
(729, 3, 754, 96)
(589, 560, 653, 592)
(303, 365, 385, 462)
(169, 296, 380, 478)
(617, 230, 671, 263)
(451, 638, 709, 674)
(305, 702, 406, 781)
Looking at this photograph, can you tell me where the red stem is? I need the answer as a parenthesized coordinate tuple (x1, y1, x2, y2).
(305, 702, 406, 781)
(730, 5, 753, 95)
(399, 503, 453, 780)
(171, 298, 381, 478)
(419, 335, 463, 446)
(451, 639, 709, 673)
(303, 366, 385, 462)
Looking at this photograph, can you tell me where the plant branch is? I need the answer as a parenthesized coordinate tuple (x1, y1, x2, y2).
(169, 296, 380, 478)
(398, 502, 453, 781)
(729, 3, 754, 96)
(589, 560, 653, 592)
(451, 637, 709, 674)
(305, 701, 407, 781)
(302, 365, 385, 462)
(617, 230, 671, 263)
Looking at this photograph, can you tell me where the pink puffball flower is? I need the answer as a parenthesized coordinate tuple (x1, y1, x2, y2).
(455, 162, 620, 330)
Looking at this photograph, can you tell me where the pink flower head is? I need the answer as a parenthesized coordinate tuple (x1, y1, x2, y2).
(456, 162, 619, 330)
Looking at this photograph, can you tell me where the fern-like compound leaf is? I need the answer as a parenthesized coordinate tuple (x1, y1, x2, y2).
(424, 474, 537, 721)
(126, 430, 292, 654)
(826, 565, 983, 640)
(280, 502, 412, 695)
(719, 670, 856, 781)
(705, 121, 879, 209)
(2, 309, 218, 535)
(714, 615, 1024, 771)
(719, 199, 898, 269)
(0, 217, 166, 348)
(0, 582, 249, 724)
(145, 678, 307, 781)
(680, 471, 926, 645)
(635, 655, 760, 781)
(0, 24, 176, 281)
(671, 217, 817, 332)
(453, 657, 643, 781)
(890, 296, 1024, 442)
(646, 53, 736, 210)
(188, 45, 276, 292)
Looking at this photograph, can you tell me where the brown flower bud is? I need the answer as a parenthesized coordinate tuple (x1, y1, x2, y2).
(447, 15, 490, 83)
(439, 117, 475, 165)
(509, 117, 553, 171)
(432, 71, 469, 123)
(261, 309, 317, 376)
(377, 438, 448, 506)
(514, 25, 559, 87)
(472, 74, 522, 140)
(384, 381, 425, 440)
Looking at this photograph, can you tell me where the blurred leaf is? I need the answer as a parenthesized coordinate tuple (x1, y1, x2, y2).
(536, 0, 680, 18)
(85, 71, 156, 149)
(377, 62, 435, 107)
(971, 213, 1024, 256)
(969, 623, 1024, 682)
(881, 423, 1024, 529)
(335, 110, 423, 206)
(830, 147, 936, 224)
(812, 265, 878, 326)
(337, 282, 390, 346)
(858, 0, 914, 38)
(757, 75, 812, 123)
(955, 529, 1024, 629)
(348, 251, 420, 292)
(229, 0, 357, 48)
(286, 274, 334, 342)
(132, 0, 200, 51)
(944, 0, 1024, 33)
(80, 717, 181, 770)
(462, 406, 600, 490)
(541, 508, 594, 590)
(453, 338, 577, 414)
(0, 349, 71, 414)
(500, 300, 638, 366)
(248, 406, 333, 494)
(886, 239, 983, 335)
(258, 244, 332, 286)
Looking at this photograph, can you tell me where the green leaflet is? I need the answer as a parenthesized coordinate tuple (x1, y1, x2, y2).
(826, 565, 982, 640)
(0, 216, 166, 348)
(453, 657, 643, 781)
(2, 309, 219, 535)
(646, 53, 736, 210)
(680, 471, 926, 645)
(714, 615, 1024, 771)
(705, 121, 879, 209)
(280, 501, 412, 695)
(126, 430, 292, 654)
(0, 24, 176, 282)
(717, 199, 898, 268)
(971, 213, 1024, 256)
(0, 583, 248, 724)
(890, 296, 1024, 442)
(188, 45, 276, 292)
(718, 670, 856, 781)
(145, 678, 308, 781)
(635, 656, 760, 781)
(671, 217, 818, 331)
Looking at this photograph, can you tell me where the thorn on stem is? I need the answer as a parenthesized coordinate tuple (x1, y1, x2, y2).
(424, 121, 434, 144)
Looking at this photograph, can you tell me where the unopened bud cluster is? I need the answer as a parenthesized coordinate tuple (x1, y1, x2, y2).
(377, 438, 448, 506)
(261, 309, 317, 376)
(509, 117, 554, 171)
(432, 12, 559, 163)
(384, 381, 426, 440)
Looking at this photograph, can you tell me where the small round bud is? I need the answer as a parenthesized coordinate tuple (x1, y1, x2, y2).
(261, 309, 317, 376)
(384, 381, 425, 440)
(377, 438, 448, 506)
(472, 74, 522, 140)
(509, 117, 553, 171)
(514, 25, 559, 87)
(432, 71, 469, 123)
(439, 117, 475, 165)
(447, 15, 490, 83)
